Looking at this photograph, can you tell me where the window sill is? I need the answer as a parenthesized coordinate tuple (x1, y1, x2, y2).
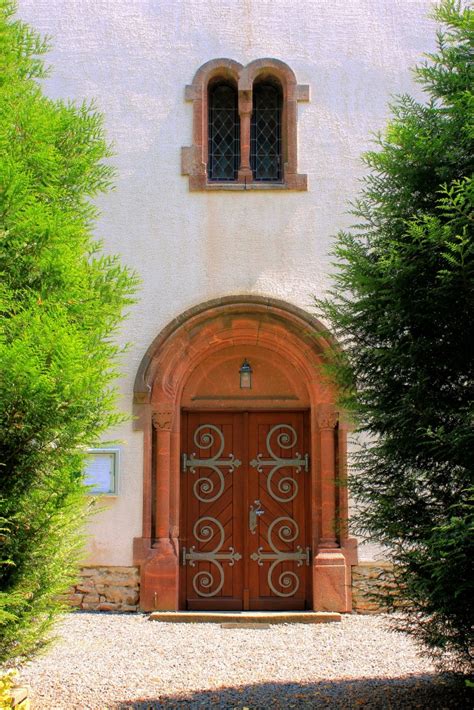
(184, 170, 307, 192)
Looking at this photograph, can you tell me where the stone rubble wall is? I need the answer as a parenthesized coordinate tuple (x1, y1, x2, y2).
(69, 566, 140, 612)
(69, 563, 393, 613)
(351, 562, 395, 614)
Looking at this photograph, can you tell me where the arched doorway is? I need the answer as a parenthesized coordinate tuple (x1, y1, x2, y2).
(133, 297, 357, 611)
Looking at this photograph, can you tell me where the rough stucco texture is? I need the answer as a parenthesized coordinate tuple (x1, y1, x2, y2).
(17, 0, 438, 565)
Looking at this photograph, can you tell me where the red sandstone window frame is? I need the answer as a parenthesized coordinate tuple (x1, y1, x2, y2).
(181, 58, 309, 191)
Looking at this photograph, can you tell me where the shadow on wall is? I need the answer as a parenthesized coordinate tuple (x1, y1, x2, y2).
(117, 674, 469, 709)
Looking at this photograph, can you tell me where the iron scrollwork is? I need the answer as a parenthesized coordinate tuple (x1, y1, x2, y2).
(250, 424, 309, 502)
(182, 516, 242, 597)
(182, 424, 241, 502)
(250, 517, 310, 597)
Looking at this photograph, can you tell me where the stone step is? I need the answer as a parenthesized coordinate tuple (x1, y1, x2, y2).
(149, 611, 341, 624)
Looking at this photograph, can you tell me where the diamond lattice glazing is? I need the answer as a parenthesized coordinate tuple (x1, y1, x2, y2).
(208, 85, 240, 181)
(251, 84, 282, 181)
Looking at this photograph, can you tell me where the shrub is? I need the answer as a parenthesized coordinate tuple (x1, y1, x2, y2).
(0, 0, 138, 662)
(315, 0, 473, 673)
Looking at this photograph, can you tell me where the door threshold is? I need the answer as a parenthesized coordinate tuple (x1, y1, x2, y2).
(148, 611, 341, 624)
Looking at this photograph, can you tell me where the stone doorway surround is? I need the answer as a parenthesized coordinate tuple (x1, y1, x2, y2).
(133, 296, 358, 611)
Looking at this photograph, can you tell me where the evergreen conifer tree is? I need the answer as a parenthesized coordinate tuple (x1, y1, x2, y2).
(315, 0, 473, 673)
(0, 1, 138, 662)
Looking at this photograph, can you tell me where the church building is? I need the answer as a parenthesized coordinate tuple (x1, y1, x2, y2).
(18, 0, 437, 613)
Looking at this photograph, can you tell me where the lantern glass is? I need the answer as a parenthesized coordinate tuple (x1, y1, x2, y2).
(239, 359, 252, 389)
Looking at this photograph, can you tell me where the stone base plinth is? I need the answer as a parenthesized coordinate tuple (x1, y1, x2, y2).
(139, 539, 179, 611)
(313, 549, 352, 612)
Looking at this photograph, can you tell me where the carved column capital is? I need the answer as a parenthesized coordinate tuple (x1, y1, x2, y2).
(152, 408, 174, 432)
(238, 88, 252, 114)
(316, 404, 338, 430)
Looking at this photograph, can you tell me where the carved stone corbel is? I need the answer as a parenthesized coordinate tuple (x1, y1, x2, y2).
(152, 408, 174, 432)
(316, 404, 339, 430)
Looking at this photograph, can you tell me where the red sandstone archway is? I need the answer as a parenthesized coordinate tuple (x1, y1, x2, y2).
(133, 297, 357, 611)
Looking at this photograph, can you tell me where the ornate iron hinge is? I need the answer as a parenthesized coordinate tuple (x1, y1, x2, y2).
(181, 451, 241, 474)
(249, 424, 309, 474)
(181, 516, 243, 598)
(181, 424, 241, 473)
(250, 545, 311, 567)
(181, 545, 242, 567)
(250, 451, 309, 473)
(249, 425, 309, 503)
(181, 424, 241, 502)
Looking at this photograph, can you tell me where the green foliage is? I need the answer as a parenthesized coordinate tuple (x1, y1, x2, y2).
(0, 1, 138, 662)
(315, 0, 473, 673)
(0, 669, 18, 709)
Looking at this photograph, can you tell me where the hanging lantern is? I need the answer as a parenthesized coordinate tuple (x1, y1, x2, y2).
(239, 359, 252, 389)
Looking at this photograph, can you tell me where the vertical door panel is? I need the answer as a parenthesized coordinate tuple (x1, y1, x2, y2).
(182, 413, 244, 610)
(248, 412, 310, 610)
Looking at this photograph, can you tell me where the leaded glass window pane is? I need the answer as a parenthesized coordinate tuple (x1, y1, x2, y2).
(251, 83, 282, 182)
(208, 83, 240, 181)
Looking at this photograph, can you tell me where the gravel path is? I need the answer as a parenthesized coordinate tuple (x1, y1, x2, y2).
(18, 612, 468, 709)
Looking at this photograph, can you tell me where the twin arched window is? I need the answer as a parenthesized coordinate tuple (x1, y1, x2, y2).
(182, 59, 309, 191)
(208, 80, 282, 183)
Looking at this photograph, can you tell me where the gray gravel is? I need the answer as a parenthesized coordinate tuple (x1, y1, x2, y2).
(19, 612, 468, 709)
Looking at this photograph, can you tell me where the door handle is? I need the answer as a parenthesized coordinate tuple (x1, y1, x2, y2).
(249, 499, 265, 534)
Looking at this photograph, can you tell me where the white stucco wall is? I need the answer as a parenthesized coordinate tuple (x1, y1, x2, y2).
(17, 0, 438, 565)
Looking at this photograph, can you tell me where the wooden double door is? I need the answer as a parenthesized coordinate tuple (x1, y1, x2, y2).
(181, 411, 311, 610)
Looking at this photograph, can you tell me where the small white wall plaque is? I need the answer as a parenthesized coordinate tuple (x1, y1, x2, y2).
(84, 448, 119, 495)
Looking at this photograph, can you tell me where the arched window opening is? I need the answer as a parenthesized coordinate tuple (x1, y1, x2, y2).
(208, 82, 240, 181)
(251, 81, 282, 182)
(182, 59, 308, 191)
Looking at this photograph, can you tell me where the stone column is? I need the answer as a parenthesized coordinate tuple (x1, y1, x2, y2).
(337, 414, 350, 544)
(313, 404, 351, 612)
(238, 89, 253, 183)
(139, 406, 179, 611)
(153, 409, 173, 540)
(318, 405, 339, 548)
